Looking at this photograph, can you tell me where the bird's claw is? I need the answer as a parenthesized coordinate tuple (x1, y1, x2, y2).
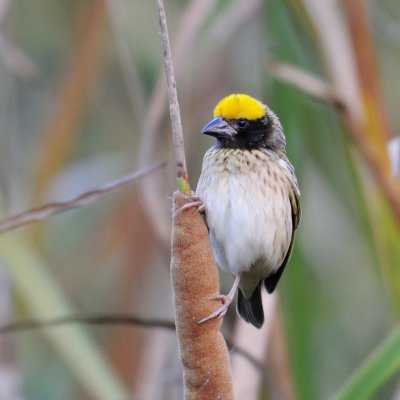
(174, 194, 205, 216)
(208, 294, 229, 303)
(197, 304, 229, 324)
(197, 294, 233, 324)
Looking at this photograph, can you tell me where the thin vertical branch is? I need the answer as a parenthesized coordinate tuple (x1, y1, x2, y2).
(138, 0, 218, 243)
(139, 0, 217, 171)
(156, 0, 189, 194)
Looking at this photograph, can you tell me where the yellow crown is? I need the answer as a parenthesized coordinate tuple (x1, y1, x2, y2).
(213, 94, 266, 120)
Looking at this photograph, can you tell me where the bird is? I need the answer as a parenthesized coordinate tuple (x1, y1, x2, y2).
(194, 93, 301, 328)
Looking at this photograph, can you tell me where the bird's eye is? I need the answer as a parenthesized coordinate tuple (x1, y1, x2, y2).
(237, 119, 248, 128)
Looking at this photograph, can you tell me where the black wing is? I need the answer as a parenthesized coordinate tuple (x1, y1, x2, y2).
(264, 182, 301, 293)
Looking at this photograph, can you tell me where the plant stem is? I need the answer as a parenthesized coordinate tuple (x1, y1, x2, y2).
(156, 0, 190, 195)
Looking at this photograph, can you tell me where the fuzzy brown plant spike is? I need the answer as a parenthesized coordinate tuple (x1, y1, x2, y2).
(171, 192, 233, 399)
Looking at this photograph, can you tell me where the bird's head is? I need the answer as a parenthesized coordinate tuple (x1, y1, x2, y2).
(201, 94, 286, 151)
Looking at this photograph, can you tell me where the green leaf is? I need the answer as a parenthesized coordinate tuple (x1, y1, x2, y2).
(332, 324, 400, 400)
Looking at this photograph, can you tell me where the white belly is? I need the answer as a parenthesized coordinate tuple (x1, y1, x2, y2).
(196, 149, 292, 278)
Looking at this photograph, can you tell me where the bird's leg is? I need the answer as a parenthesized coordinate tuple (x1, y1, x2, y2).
(198, 273, 241, 324)
(174, 194, 205, 216)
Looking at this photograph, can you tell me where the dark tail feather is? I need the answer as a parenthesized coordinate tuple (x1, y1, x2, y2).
(236, 285, 264, 328)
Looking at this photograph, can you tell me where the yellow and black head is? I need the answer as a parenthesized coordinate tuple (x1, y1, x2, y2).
(201, 94, 286, 151)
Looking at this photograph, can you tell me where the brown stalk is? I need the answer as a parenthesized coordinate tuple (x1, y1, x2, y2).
(157, 0, 233, 397)
(343, 0, 394, 144)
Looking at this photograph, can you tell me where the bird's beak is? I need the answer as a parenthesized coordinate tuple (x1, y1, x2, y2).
(201, 116, 237, 139)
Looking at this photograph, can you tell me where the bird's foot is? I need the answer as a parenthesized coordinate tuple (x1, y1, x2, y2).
(197, 273, 241, 324)
(174, 194, 205, 216)
(197, 293, 235, 324)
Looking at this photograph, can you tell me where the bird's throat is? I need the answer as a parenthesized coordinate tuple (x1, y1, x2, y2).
(215, 132, 266, 149)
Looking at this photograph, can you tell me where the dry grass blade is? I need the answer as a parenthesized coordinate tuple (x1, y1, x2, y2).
(0, 162, 165, 234)
(265, 59, 343, 106)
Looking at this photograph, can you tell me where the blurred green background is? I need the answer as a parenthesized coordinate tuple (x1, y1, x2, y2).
(0, 0, 399, 399)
